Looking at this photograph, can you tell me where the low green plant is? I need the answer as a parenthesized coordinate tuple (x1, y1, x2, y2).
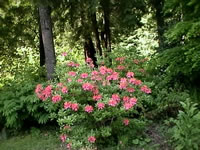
(167, 99, 200, 150)
(0, 68, 50, 129)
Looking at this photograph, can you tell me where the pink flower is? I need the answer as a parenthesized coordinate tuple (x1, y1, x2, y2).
(140, 85, 151, 94)
(88, 136, 96, 143)
(111, 72, 119, 80)
(85, 105, 94, 113)
(123, 119, 129, 126)
(123, 103, 133, 110)
(126, 72, 134, 78)
(119, 82, 128, 89)
(91, 71, 99, 76)
(123, 96, 130, 103)
(71, 103, 79, 111)
(64, 102, 72, 109)
(80, 73, 88, 79)
(106, 68, 113, 74)
(129, 78, 142, 85)
(86, 58, 92, 63)
(35, 84, 43, 94)
(127, 87, 135, 93)
(99, 66, 107, 75)
(92, 87, 99, 95)
(57, 83, 63, 87)
(62, 86, 68, 94)
(97, 103, 105, 110)
(120, 78, 127, 83)
(108, 99, 118, 107)
(112, 94, 120, 102)
(68, 71, 76, 77)
(77, 79, 83, 83)
(66, 143, 72, 149)
(52, 95, 62, 103)
(62, 52, 67, 56)
(67, 78, 72, 82)
(43, 85, 52, 98)
(117, 65, 125, 70)
(93, 95, 102, 101)
(60, 134, 67, 142)
(67, 61, 79, 67)
(115, 57, 125, 63)
(129, 97, 137, 105)
(82, 83, 94, 91)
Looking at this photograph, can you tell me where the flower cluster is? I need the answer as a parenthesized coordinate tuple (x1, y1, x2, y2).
(35, 56, 151, 149)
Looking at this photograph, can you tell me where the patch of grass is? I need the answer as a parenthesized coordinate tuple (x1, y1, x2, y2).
(0, 128, 65, 150)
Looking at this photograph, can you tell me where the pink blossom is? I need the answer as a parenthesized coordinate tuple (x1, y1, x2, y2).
(129, 78, 142, 85)
(71, 103, 79, 111)
(99, 66, 107, 75)
(123, 103, 133, 110)
(123, 119, 129, 126)
(115, 57, 125, 62)
(127, 87, 135, 93)
(66, 143, 72, 149)
(111, 72, 119, 80)
(117, 65, 125, 70)
(112, 94, 120, 103)
(67, 61, 79, 67)
(82, 83, 94, 91)
(62, 52, 67, 56)
(106, 68, 113, 74)
(92, 87, 99, 95)
(120, 78, 127, 83)
(108, 99, 118, 107)
(91, 71, 99, 76)
(88, 136, 96, 143)
(86, 58, 93, 63)
(60, 134, 67, 142)
(64, 102, 72, 109)
(126, 72, 134, 78)
(97, 102, 105, 110)
(67, 78, 72, 82)
(43, 85, 52, 99)
(52, 95, 62, 103)
(119, 82, 128, 89)
(140, 85, 151, 94)
(35, 84, 43, 94)
(57, 83, 63, 87)
(84, 105, 94, 113)
(93, 95, 102, 101)
(68, 71, 76, 77)
(123, 96, 130, 103)
(80, 73, 88, 79)
(62, 86, 68, 93)
(77, 79, 83, 83)
(129, 97, 137, 105)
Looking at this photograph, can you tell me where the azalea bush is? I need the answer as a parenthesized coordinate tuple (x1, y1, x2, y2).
(35, 53, 153, 149)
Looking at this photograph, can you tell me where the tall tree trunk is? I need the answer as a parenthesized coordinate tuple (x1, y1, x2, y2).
(151, 0, 165, 51)
(39, 23, 45, 66)
(84, 37, 98, 67)
(91, 12, 102, 57)
(101, 0, 112, 63)
(39, 5, 56, 80)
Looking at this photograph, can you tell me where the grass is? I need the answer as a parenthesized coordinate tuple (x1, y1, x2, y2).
(0, 127, 65, 150)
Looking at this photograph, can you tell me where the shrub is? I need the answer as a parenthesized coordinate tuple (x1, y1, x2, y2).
(167, 99, 200, 150)
(35, 54, 153, 149)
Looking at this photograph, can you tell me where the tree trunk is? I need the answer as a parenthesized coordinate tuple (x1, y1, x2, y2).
(84, 37, 98, 67)
(39, 5, 56, 80)
(91, 12, 102, 57)
(101, 0, 112, 64)
(39, 24, 45, 66)
(151, 0, 165, 51)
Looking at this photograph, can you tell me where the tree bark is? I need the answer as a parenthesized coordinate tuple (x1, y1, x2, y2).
(91, 12, 102, 57)
(39, 5, 56, 80)
(151, 0, 165, 51)
(84, 37, 98, 67)
(101, 0, 112, 64)
(39, 24, 45, 66)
